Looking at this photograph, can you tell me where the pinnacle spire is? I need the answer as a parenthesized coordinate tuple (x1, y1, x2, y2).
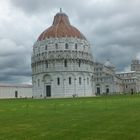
(60, 8, 62, 13)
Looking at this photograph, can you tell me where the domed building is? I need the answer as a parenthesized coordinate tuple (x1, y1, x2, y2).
(31, 10, 95, 98)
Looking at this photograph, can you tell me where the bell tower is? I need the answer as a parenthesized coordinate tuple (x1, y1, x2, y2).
(131, 59, 140, 71)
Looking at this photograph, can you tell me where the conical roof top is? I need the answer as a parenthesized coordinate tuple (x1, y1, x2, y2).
(37, 10, 86, 41)
(104, 60, 115, 68)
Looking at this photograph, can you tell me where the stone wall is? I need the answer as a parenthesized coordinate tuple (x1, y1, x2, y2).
(32, 37, 94, 98)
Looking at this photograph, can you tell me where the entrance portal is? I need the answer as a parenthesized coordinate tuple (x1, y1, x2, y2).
(97, 87, 100, 95)
(46, 85, 51, 97)
(15, 91, 18, 98)
(131, 89, 134, 95)
(106, 88, 109, 94)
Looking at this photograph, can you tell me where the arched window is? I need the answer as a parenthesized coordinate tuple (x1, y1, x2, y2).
(55, 43, 58, 49)
(79, 60, 81, 67)
(57, 78, 60, 85)
(65, 43, 68, 49)
(83, 45, 85, 50)
(38, 79, 40, 87)
(79, 77, 81, 85)
(75, 43, 77, 49)
(45, 45, 47, 50)
(45, 61, 48, 68)
(64, 59, 67, 67)
(87, 78, 89, 84)
(69, 77, 71, 85)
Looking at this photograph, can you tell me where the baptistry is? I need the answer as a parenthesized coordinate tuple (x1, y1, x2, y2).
(31, 10, 94, 98)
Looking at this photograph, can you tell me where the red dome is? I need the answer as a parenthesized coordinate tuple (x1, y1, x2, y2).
(37, 12, 86, 41)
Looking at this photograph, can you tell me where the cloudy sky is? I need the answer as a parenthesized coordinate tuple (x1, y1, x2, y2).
(0, 0, 140, 84)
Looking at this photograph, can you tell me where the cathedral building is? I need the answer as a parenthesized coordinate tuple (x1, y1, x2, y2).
(31, 10, 94, 98)
(94, 60, 123, 95)
(31, 10, 140, 98)
(116, 60, 140, 93)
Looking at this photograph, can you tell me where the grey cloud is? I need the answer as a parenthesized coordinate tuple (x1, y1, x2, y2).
(10, 0, 83, 15)
(0, 0, 140, 84)
(94, 44, 137, 70)
(0, 38, 31, 83)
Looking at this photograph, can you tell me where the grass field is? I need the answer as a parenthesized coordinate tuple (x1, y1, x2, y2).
(0, 95, 140, 140)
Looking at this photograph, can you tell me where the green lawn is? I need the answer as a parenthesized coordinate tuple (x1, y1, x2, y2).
(0, 95, 140, 140)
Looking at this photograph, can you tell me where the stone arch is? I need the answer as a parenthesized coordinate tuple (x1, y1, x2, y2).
(65, 73, 75, 84)
(96, 84, 101, 95)
(105, 85, 110, 94)
(43, 74, 52, 84)
(53, 73, 63, 86)
(76, 73, 84, 85)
